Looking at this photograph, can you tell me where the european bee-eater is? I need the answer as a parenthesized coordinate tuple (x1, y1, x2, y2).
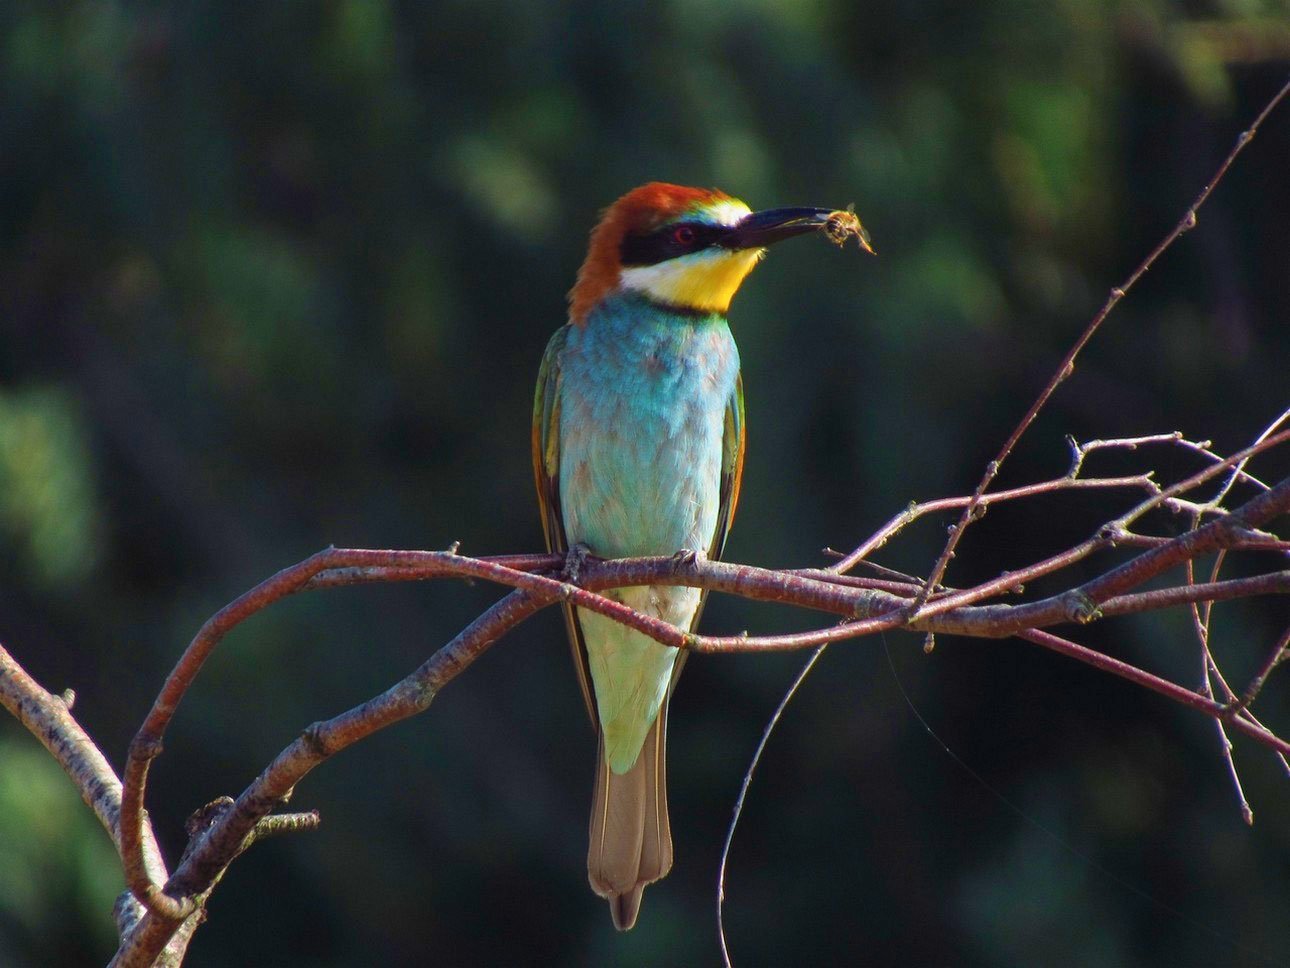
(533, 182, 870, 930)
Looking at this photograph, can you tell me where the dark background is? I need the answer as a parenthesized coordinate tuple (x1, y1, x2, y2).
(2, 3, 1289, 966)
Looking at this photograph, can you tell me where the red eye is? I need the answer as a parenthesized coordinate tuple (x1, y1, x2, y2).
(672, 225, 696, 245)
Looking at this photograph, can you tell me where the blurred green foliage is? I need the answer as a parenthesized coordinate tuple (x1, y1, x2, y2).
(0, 386, 101, 588)
(1, 1, 1288, 965)
(0, 738, 120, 965)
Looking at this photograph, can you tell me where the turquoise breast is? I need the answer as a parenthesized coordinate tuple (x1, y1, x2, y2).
(557, 293, 739, 560)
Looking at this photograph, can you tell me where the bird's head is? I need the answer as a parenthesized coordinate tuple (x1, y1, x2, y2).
(568, 182, 869, 323)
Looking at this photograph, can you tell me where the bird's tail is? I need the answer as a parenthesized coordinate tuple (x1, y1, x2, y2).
(587, 705, 673, 931)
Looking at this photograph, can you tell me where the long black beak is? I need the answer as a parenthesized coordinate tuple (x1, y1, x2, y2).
(720, 207, 840, 249)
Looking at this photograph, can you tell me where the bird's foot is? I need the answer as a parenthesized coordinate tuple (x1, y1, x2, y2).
(672, 547, 706, 570)
(564, 542, 593, 583)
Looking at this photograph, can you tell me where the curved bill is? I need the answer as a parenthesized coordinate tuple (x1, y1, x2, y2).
(719, 207, 838, 250)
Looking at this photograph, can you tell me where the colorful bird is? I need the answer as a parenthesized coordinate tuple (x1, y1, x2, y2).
(533, 182, 870, 930)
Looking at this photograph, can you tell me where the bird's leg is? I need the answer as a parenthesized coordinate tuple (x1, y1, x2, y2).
(564, 542, 593, 584)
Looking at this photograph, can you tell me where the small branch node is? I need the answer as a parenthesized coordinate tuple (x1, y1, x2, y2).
(922, 633, 935, 654)
(999, 571, 1026, 595)
(142, 882, 197, 921)
(1062, 591, 1102, 625)
(302, 722, 330, 758)
(446, 540, 461, 554)
(128, 733, 164, 763)
(1065, 435, 1084, 476)
(185, 797, 236, 839)
(850, 591, 880, 620)
(59, 688, 75, 709)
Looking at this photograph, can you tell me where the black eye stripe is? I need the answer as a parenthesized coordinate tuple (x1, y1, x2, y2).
(619, 221, 728, 267)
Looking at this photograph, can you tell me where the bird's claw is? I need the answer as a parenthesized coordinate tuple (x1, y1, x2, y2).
(672, 547, 706, 569)
(564, 542, 592, 583)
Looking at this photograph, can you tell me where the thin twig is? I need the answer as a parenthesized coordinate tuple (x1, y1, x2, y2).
(1232, 623, 1290, 714)
(904, 74, 1290, 613)
(1187, 554, 1253, 823)
(830, 471, 1159, 572)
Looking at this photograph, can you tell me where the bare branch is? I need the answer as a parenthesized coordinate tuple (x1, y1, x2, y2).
(903, 74, 1290, 612)
(830, 470, 1159, 572)
(114, 587, 551, 966)
(0, 643, 200, 966)
(90, 446, 1290, 961)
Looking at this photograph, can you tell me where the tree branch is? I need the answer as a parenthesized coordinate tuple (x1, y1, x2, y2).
(0, 643, 198, 966)
(900, 73, 1290, 612)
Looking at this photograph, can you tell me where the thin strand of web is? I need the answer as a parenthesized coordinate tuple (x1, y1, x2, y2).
(717, 644, 828, 968)
(880, 635, 1283, 968)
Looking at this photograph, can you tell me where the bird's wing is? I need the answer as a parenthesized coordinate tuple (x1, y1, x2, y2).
(533, 325, 598, 727)
(708, 370, 746, 564)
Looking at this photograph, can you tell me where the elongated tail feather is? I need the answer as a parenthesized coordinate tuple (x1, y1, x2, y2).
(588, 707, 673, 930)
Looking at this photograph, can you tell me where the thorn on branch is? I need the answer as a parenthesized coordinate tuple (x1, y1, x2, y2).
(59, 688, 75, 709)
(922, 633, 935, 654)
(446, 540, 461, 554)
